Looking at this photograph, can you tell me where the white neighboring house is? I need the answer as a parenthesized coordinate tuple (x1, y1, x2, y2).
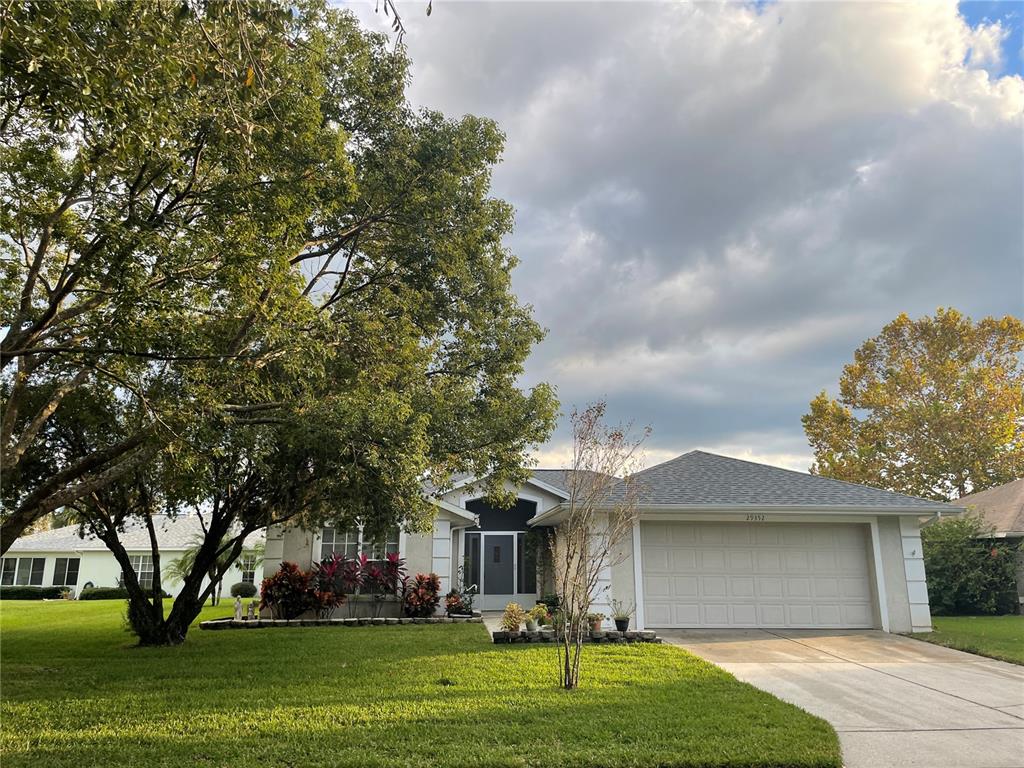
(266, 450, 960, 632)
(3, 514, 265, 598)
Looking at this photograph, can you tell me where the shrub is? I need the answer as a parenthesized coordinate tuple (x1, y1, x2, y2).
(501, 601, 526, 631)
(0, 586, 68, 600)
(260, 562, 312, 619)
(445, 589, 471, 616)
(528, 604, 550, 624)
(230, 581, 258, 598)
(403, 573, 441, 617)
(309, 555, 348, 618)
(922, 515, 1020, 615)
(79, 587, 170, 600)
(538, 593, 560, 611)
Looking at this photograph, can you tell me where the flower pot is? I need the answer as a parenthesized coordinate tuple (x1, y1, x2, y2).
(614, 617, 630, 632)
(590, 620, 602, 632)
(525, 619, 537, 632)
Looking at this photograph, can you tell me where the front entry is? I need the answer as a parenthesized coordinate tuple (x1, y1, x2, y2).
(463, 497, 540, 611)
(483, 534, 515, 598)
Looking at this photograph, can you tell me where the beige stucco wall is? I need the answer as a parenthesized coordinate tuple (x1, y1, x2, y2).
(403, 530, 433, 576)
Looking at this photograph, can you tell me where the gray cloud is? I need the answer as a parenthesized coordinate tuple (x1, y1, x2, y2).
(354, 1, 1024, 470)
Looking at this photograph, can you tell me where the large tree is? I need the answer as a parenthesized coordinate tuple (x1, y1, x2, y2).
(1, 0, 556, 643)
(803, 308, 1024, 501)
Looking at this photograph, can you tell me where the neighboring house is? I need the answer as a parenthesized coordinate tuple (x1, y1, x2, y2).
(267, 450, 958, 633)
(3, 515, 265, 598)
(956, 478, 1024, 606)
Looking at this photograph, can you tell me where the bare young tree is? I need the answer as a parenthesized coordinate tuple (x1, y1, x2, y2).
(551, 402, 649, 689)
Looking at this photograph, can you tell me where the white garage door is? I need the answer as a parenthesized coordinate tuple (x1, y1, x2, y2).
(641, 522, 875, 629)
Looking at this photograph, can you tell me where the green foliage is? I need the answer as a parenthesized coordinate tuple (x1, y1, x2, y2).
(229, 582, 258, 598)
(1, 0, 556, 642)
(1, 0, 556, 554)
(921, 515, 1019, 615)
(0, 586, 67, 600)
(803, 308, 1024, 501)
(79, 586, 169, 600)
(914, 616, 1024, 665)
(0, 601, 842, 768)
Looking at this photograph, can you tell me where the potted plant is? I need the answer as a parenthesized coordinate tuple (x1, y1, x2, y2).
(586, 612, 605, 632)
(611, 599, 633, 632)
(501, 601, 527, 632)
(525, 604, 548, 632)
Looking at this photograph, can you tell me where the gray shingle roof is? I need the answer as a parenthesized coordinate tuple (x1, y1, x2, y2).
(528, 451, 952, 509)
(8, 515, 265, 553)
(957, 478, 1024, 535)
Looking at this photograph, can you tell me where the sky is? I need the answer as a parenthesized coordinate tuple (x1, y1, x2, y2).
(351, 1, 1024, 472)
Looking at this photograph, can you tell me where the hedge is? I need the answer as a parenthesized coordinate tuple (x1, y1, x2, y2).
(79, 587, 171, 600)
(0, 586, 68, 600)
(230, 581, 258, 598)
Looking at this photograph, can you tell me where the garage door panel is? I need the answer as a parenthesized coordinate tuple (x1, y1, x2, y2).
(729, 576, 755, 597)
(730, 604, 757, 625)
(673, 576, 698, 596)
(642, 522, 874, 629)
(671, 549, 697, 569)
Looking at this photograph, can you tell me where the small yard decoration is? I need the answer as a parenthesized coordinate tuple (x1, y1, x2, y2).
(611, 599, 633, 632)
(501, 602, 526, 632)
(403, 573, 441, 617)
(586, 612, 605, 632)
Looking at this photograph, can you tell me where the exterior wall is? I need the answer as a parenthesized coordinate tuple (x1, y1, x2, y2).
(898, 516, 933, 632)
(608, 524, 636, 622)
(440, 478, 565, 515)
(262, 510, 472, 602)
(0, 548, 234, 598)
(403, 530, 433, 576)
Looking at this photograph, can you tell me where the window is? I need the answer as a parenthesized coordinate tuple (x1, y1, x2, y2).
(6, 557, 45, 586)
(319, 525, 399, 562)
(52, 557, 80, 586)
(238, 554, 258, 585)
(1, 559, 15, 586)
(320, 527, 360, 561)
(127, 555, 154, 590)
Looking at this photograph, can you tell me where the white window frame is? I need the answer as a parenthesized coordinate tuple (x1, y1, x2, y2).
(127, 554, 155, 590)
(316, 524, 400, 564)
(237, 554, 259, 585)
(52, 557, 81, 587)
(2, 557, 45, 586)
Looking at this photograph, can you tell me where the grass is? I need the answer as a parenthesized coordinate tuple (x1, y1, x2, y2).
(913, 615, 1024, 665)
(1, 601, 840, 768)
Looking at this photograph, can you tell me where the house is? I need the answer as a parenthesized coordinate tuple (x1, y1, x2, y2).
(955, 478, 1024, 606)
(263, 450, 959, 632)
(3, 515, 265, 598)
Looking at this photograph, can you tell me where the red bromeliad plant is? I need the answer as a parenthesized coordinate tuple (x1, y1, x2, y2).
(403, 573, 441, 618)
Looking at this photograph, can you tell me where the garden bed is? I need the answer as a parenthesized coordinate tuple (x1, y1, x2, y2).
(200, 615, 483, 630)
(492, 629, 661, 644)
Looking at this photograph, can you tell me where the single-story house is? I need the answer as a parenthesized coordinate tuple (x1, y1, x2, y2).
(3, 514, 265, 598)
(955, 478, 1024, 606)
(263, 450, 959, 632)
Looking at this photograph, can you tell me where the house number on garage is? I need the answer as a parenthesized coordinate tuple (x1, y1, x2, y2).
(745, 514, 766, 522)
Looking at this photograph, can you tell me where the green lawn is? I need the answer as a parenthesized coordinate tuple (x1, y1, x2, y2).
(913, 615, 1024, 665)
(1, 601, 840, 768)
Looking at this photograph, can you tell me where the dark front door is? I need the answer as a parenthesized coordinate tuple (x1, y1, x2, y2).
(483, 534, 515, 595)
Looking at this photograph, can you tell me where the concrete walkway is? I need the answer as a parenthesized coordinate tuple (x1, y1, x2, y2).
(661, 629, 1024, 768)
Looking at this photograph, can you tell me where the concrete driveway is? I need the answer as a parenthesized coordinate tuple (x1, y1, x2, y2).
(661, 629, 1024, 768)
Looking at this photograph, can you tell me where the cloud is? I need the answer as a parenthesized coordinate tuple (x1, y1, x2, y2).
(352, 1, 1024, 472)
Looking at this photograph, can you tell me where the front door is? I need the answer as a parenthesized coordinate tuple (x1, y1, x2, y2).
(483, 534, 515, 601)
